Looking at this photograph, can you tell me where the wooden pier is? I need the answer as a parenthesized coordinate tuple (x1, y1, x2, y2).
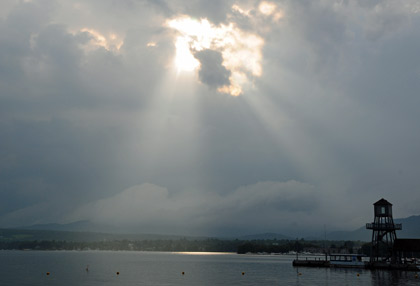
(292, 259, 329, 268)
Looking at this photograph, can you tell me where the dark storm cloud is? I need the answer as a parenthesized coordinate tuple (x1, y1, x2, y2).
(0, 0, 169, 222)
(194, 49, 231, 88)
(0, 0, 52, 81)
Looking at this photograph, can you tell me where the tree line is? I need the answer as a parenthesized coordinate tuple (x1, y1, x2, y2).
(0, 238, 370, 255)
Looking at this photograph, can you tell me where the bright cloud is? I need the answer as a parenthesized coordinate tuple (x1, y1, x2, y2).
(167, 13, 264, 96)
(174, 36, 200, 72)
(232, 4, 252, 16)
(259, 1, 276, 15)
(76, 28, 124, 52)
(259, 1, 284, 21)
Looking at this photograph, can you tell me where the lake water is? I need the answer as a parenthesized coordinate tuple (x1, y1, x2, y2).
(0, 251, 418, 285)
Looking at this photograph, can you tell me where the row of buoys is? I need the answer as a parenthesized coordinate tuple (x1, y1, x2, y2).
(42, 271, 419, 281)
(45, 271, 120, 276)
(46, 270, 248, 276)
(47, 270, 420, 279)
(45, 270, 364, 277)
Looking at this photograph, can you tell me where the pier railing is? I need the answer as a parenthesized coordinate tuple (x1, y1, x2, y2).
(366, 223, 402, 230)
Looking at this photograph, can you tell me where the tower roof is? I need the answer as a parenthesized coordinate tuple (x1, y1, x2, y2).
(373, 198, 392, 206)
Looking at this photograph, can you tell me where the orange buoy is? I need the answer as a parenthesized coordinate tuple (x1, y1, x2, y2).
(46, 272, 50, 276)
(116, 272, 120, 275)
(242, 272, 245, 275)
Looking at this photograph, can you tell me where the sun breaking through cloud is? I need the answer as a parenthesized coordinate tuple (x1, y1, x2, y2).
(166, 7, 266, 96)
(258, 1, 284, 21)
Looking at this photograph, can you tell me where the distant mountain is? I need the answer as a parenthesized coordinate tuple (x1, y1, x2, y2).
(19, 220, 94, 232)
(10, 220, 208, 241)
(395, 215, 420, 238)
(327, 215, 420, 242)
(0, 228, 117, 242)
(327, 227, 370, 242)
(18, 220, 141, 234)
(12, 215, 420, 242)
(19, 221, 294, 241)
(0, 227, 206, 242)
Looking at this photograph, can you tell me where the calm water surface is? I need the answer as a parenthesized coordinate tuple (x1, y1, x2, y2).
(0, 251, 418, 285)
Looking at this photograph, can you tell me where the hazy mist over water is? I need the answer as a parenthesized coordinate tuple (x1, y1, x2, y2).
(1, 251, 419, 286)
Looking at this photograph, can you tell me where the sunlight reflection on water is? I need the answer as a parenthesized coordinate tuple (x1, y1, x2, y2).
(174, 251, 233, 255)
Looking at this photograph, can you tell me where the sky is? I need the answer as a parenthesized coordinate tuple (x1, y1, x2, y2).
(1, 0, 420, 237)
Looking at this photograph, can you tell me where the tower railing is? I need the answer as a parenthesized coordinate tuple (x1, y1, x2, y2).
(366, 223, 402, 230)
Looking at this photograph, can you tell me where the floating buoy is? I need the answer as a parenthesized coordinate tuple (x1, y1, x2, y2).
(46, 272, 50, 276)
(242, 272, 245, 275)
(182, 272, 185, 275)
(357, 273, 360, 277)
(116, 272, 120, 275)
(298, 272, 302, 276)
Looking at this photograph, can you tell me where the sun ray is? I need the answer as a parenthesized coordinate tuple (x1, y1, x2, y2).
(242, 90, 343, 185)
(121, 67, 203, 190)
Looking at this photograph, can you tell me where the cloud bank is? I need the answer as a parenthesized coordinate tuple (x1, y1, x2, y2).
(66, 181, 320, 236)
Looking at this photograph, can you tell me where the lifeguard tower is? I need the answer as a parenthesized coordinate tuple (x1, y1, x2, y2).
(366, 198, 402, 263)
